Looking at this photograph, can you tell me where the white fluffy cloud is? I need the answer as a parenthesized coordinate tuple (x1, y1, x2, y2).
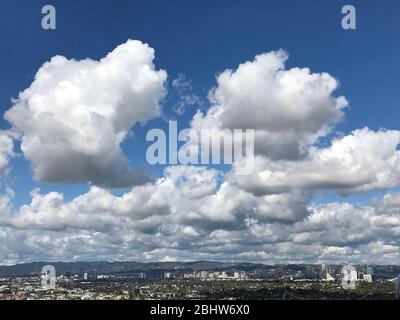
(171, 74, 204, 115)
(1, 183, 172, 232)
(1, 45, 400, 265)
(192, 50, 347, 160)
(0, 134, 14, 175)
(5, 40, 167, 188)
(230, 128, 400, 195)
(0, 166, 307, 232)
(0, 183, 399, 264)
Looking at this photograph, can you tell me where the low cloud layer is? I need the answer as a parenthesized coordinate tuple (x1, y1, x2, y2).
(0, 166, 399, 265)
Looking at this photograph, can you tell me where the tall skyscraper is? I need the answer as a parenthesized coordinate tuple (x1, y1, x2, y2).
(321, 265, 335, 281)
(367, 266, 373, 275)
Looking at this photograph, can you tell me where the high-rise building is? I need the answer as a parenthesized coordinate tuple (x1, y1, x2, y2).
(138, 272, 147, 279)
(367, 266, 373, 275)
(362, 274, 373, 283)
(321, 264, 335, 281)
(350, 270, 358, 282)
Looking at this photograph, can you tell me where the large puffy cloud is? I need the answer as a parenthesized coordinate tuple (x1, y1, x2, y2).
(0, 166, 308, 233)
(192, 50, 347, 160)
(1, 183, 171, 232)
(230, 128, 400, 195)
(190, 50, 400, 197)
(158, 167, 310, 229)
(5, 40, 167, 188)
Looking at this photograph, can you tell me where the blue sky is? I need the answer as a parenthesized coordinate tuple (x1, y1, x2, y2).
(0, 0, 400, 264)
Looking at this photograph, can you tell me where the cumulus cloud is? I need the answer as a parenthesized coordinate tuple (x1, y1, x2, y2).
(231, 128, 400, 195)
(0, 166, 308, 233)
(171, 74, 204, 115)
(1, 164, 398, 264)
(5, 40, 167, 188)
(192, 50, 347, 160)
(2, 46, 400, 265)
(1, 182, 171, 232)
(1, 189, 400, 264)
(255, 190, 311, 223)
(0, 133, 14, 176)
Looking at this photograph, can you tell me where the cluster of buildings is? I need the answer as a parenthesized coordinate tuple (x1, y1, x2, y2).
(320, 264, 374, 283)
(164, 270, 247, 281)
(60, 272, 147, 282)
(0, 266, 399, 300)
(0, 277, 130, 300)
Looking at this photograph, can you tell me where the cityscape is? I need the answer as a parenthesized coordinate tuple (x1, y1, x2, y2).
(0, 261, 399, 300)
